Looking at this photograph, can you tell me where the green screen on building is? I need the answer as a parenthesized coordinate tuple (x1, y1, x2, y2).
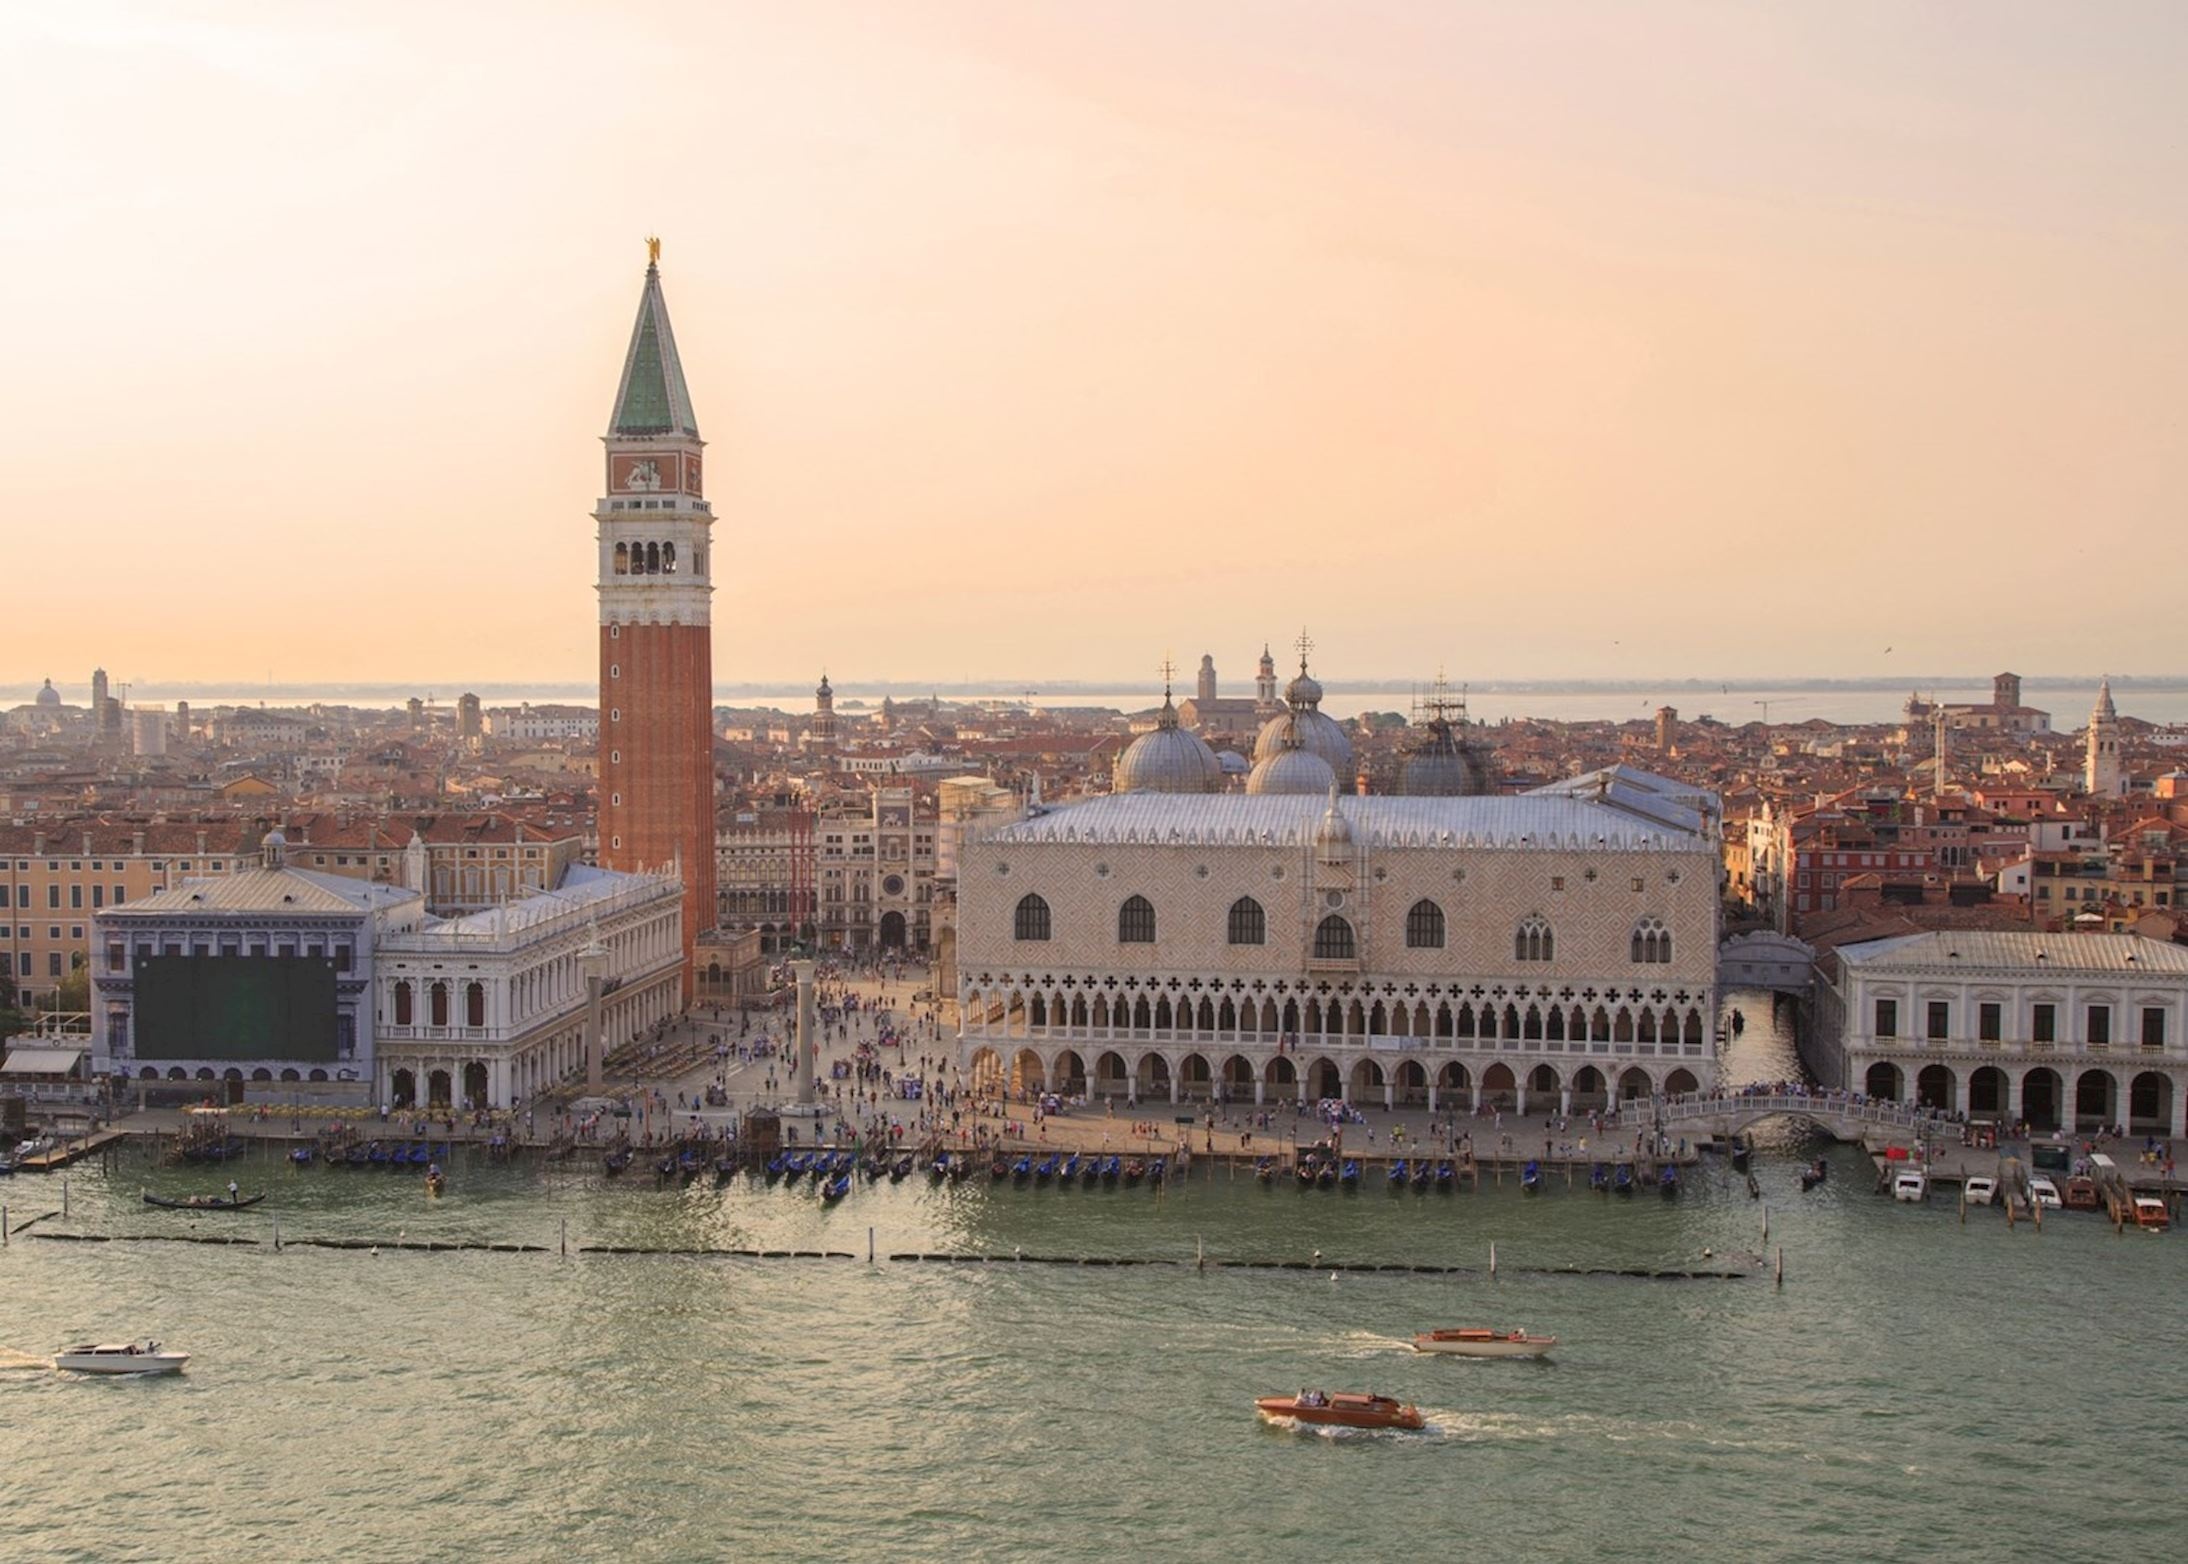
(134, 956, 340, 1062)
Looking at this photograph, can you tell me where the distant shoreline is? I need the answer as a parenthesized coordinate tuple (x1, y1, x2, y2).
(10, 673, 2187, 709)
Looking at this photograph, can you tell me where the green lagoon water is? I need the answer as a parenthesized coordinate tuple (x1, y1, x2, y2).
(4, 1008, 2183, 1562)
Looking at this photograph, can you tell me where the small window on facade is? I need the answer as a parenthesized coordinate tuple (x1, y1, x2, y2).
(1926, 1001, 1949, 1040)
(1313, 915, 1356, 961)
(2144, 1007, 2166, 1048)
(1227, 897, 1266, 946)
(1405, 899, 1444, 949)
(2033, 1003, 2055, 1043)
(1117, 895, 1156, 944)
(1978, 1002, 2001, 1042)
(1514, 916, 1553, 962)
(2087, 1005, 2111, 1047)
(1875, 998, 1898, 1038)
(1013, 893, 1051, 942)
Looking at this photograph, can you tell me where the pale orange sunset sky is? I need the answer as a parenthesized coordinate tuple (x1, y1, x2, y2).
(5, 1, 2185, 693)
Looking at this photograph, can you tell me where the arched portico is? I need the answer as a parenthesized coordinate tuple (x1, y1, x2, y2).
(2127, 1071, 2174, 1135)
(1307, 1057, 1341, 1102)
(1915, 1063, 1955, 1113)
(1349, 1057, 1388, 1108)
(1264, 1054, 1299, 1102)
(1395, 1059, 1428, 1108)
(1054, 1049, 1087, 1094)
(2022, 1067, 2062, 1132)
(1093, 1050, 1127, 1098)
(1616, 1066, 1652, 1102)
(2074, 1068, 2116, 1131)
(1864, 1061, 1903, 1102)
(1969, 1065, 2007, 1119)
(1569, 1065, 1607, 1111)
(1481, 1062, 1516, 1109)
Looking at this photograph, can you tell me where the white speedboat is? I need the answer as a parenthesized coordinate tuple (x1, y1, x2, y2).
(1892, 1169, 1928, 1203)
(55, 1341, 189, 1376)
(1412, 1328, 1557, 1359)
(1963, 1176, 1997, 1207)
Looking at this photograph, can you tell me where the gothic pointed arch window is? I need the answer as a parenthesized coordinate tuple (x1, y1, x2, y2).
(1013, 893, 1051, 942)
(613, 542, 629, 576)
(662, 541, 676, 573)
(1631, 916, 1671, 964)
(1227, 896, 1266, 946)
(644, 541, 661, 574)
(1515, 915, 1553, 962)
(1313, 915, 1356, 961)
(1405, 899, 1445, 949)
(1118, 895, 1156, 944)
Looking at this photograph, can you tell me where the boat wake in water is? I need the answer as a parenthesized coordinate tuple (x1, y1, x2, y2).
(0, 1347, 56, 1371)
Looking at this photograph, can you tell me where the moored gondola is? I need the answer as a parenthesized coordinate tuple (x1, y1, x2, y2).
(289, 1146, 314, 1166)
(1658, 1163, 1680, 1196)
(1339, 1159, 1360, 1189)
(604, 1148, 634, 1176)
(1588, 1161, 1609, 1192)
(143, 1190, 265, 1211)
(1387, 1159, 1409, 1190)
(1435, 1160, 1456, 1190)
(1060, 1154, 1081, 1182)
(1123, 1159, 1146, 1185)
(989, 1156, 1009, 1180)
(1255, 1156, 1276, 1184)
(1521, 1160, 1542, 1192)
(1730, 1136, 1752, 1171)
(1612, 1163, 1634, 1194)
(821, 1172, 851, 1202)
(1148, 1157, 1167, 1186)
(890, 1155, 914, 1182)
(1012, 1156, 1033, 1183)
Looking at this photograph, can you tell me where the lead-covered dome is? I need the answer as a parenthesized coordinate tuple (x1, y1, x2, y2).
(1114, 693, 1223, 795)
(1399, 716, 1496, 797)
(1246, 729, 1337, 795)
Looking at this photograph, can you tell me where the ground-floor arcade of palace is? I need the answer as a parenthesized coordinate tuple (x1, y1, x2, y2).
(962, 1039, 1709, 1114)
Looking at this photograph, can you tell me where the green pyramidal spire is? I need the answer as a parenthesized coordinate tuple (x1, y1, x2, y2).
(609, 250, 700, 439)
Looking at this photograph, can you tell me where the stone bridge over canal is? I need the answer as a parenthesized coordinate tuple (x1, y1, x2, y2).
(1625, 1090, 1945, 1145)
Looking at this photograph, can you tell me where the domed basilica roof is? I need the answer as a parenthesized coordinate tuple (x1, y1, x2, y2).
(1246, 720, 1338, 796)
(1113, 691, 1223, 795)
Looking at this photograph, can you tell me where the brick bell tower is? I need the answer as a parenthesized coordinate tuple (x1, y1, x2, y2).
(596, 238, 716, 995)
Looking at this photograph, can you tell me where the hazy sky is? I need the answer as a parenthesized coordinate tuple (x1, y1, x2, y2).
(6, 1, 2184, 693)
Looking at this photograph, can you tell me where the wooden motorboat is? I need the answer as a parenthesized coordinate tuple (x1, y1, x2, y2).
(2133, 1196, 2170, 1231)
(56, 1341, 189, 1376)
(425, 1166, 446, 1198)
(1412, 1327, 1556, 1360)
(603, 1149, 633, 1176)
(143, 1191, 265, 1212)
(1256, 1391, 1425, 1431)
(1799, 1159, 1828, 1192)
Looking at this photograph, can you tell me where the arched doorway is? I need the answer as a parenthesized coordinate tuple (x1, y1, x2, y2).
(1135, 1053, 1171, 1099)
(1264, 1055, 1299, 1102)
(1438, 1062, 1471, 1101)
(1094, 1051, 1127, 1097)
(1222, 1054, 1254, 1096)
(427, 1069, 453, 1109)
(967, 1047, 1003, 1094)
(1054, 1050, 1087, 1094)
(278, 1068, 300, 1083)
(1013, 1048, 1046, 1095)
(1615, 1066, 1652, 1102)
(1526, 1064, 1559, 1097)
(1481, 1062, 1517, 1108)
(1395, 1059, 1428, 1107)
(1178, 1053, 1212, 1100)
(2022, 1067, 2061, 1132)
(1349, 1058, 1385, 1102)
(1969, 1065, 2007, 1118)
(2128, 1071, 2173, 1135)
(250, 1067, 272, 1082)
(1308, 1057, 1342, 1102)
(391, 1069, 417, 1108)
(2074, 1069, 2116, 1131)
(463, 1060, 489, 1106)
(879, 911, 907, 949)
(1664, 1067, 1699, 1096)
(1864, 1061, 1903, 1102)
(1569, 1065, 1607, 1110)
(1915, 1064, 1955, 1112)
